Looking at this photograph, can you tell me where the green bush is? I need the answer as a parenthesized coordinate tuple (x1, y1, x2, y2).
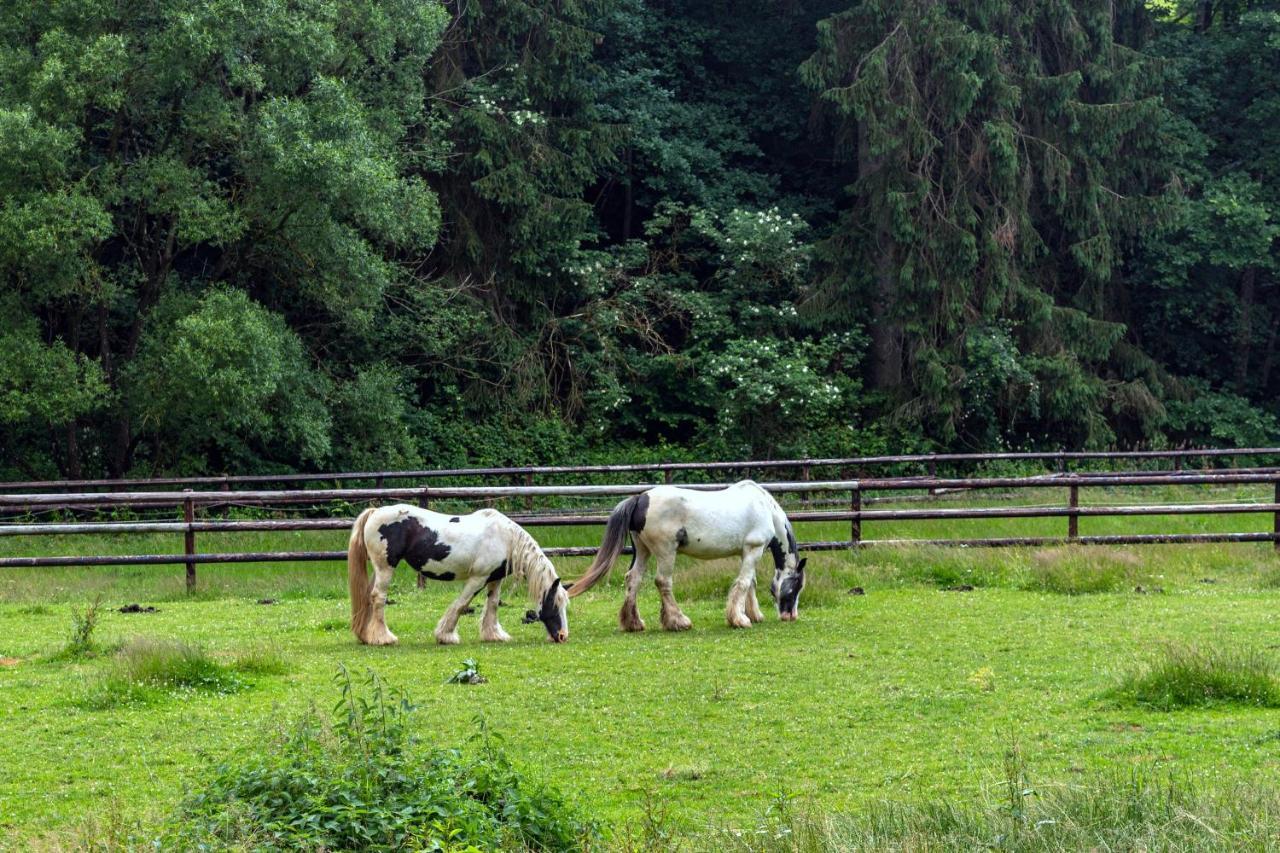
(163, 667, 597, 851)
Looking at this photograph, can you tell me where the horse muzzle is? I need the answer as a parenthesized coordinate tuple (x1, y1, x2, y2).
(549, 629, 568, 643)
(779, 610, 798, 622)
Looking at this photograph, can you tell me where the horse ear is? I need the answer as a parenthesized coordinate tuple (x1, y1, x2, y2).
(797, 558, 807, 571)
(551, 577, 561, 591)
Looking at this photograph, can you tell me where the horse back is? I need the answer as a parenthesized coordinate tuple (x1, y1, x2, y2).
(643, 483, 775, 556)
(366, 504, 507, 576)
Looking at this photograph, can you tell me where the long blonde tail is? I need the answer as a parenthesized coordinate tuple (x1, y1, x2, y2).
(348, 507, 377, 642)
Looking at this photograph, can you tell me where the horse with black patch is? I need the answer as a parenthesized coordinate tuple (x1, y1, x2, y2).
(347, 504, 569, 645)
(568, 480, 806, 631)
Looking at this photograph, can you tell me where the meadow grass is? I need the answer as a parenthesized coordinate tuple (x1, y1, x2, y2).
(3, 485, 1280, 848)
(1108, 644, 1280, 711)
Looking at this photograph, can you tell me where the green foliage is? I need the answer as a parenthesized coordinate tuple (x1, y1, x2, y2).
(1163, 383, 1280, 448)
(1110, 644, 1280, 711)
(126, 288, 332, 473)
(163, 668, 596, 850)
(800, 0, 1181, 448)
(1, 0, 1278, 476)
(0, 311, 106, 427)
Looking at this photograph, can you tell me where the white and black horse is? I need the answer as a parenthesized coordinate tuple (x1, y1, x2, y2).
(569, 480, 806, 631)
(347, 504, 569, 645)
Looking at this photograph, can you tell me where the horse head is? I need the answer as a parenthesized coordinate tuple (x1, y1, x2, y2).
(537, 576, 570, 643)
(769, 553, 806, 621)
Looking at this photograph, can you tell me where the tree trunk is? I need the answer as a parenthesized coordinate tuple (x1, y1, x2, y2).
(1196, 0, 1214, 32)
(621, 146, 633, 241)
(858, 120, 902, 390)
(1258, 313, 1279, 393)
(1233, 265, 1258, 394)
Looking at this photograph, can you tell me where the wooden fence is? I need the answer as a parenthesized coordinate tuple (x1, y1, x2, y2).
(4, 446, 1280, 493)
(3, 462, 1280, 591)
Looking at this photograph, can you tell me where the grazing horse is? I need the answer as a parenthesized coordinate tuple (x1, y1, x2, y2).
(568, 480, 806, 631)
(347, 504, 569, 646)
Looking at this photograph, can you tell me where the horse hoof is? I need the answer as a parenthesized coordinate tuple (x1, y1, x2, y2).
(727, 616, 752, 629)
(620, 619, 646, 633)
(435, 633, 461, 645)
(481, 631, 512, 643)
(662, 615, 693, 631)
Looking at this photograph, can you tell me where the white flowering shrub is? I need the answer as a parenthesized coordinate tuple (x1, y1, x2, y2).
(702, 333, 863, 455)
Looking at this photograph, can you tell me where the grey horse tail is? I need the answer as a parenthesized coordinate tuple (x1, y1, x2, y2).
(567, 494, 642, 597)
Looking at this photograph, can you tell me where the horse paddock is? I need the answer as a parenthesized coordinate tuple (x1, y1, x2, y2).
(2, 530, 1280, 848)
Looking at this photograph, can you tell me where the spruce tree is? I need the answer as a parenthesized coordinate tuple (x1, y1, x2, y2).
(801, 0, 1179, 446)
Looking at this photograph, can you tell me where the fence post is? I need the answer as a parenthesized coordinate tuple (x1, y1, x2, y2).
(850, 485, 862, 549)
(1274, 481, 1280, 553)
(664, 468, 674, 485)
(524, 472, 534, 511)
(927, 454, 937, 496)
(417, 488, 430, 588)
(183, 492, 196, 592)
(1068, 484, 1079, 542)
(801, 463, 811, 508)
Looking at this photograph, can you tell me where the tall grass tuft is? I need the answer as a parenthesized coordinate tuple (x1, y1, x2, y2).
(700, 755, 1280, 851)
(79, 638, 282, 709)
(1110, 644, 1280, 710)
(1022, 547, 1143, 594)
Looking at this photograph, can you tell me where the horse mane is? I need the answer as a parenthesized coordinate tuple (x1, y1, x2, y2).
(506, 521, 558, 601)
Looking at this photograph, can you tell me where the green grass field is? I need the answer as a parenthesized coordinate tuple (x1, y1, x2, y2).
(3, 485, 1280, 849)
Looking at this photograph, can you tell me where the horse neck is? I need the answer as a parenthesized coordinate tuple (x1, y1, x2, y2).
(507, 523, 557, 600)
(763, 491, 793, 550)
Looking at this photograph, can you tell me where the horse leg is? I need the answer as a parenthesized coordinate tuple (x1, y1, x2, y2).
(745, 578, 766, 623)
(435, 576, 487, 645)
(479, 580, 511, 642)
(619, 540, 649, 632)
(365, 559, 399, 646)
(726, 544, 764, 629)
(656, 550, 692, 631)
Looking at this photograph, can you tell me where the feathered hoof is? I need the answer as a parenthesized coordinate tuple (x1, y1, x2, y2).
(480, 629, 512, 643)
(434, 631, 461, 645)
(661, 611, 693, 631)
(620, 602, 646, 632)
(365, 631, 399, 646)
(726, 613, 753, 629)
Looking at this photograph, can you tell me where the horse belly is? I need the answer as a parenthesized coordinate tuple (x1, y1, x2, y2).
(674, 520, 749, 559)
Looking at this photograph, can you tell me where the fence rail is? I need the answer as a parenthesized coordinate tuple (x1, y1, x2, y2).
(3, 464, 1280, 589)
(5, 446, 1280, 493)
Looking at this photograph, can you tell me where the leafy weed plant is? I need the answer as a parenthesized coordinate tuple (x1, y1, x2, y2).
(161, 667, 597, 851)
(59, 595, 103, 658)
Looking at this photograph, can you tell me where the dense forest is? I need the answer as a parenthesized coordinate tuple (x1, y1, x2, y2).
(1, 0, 1278, 478)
